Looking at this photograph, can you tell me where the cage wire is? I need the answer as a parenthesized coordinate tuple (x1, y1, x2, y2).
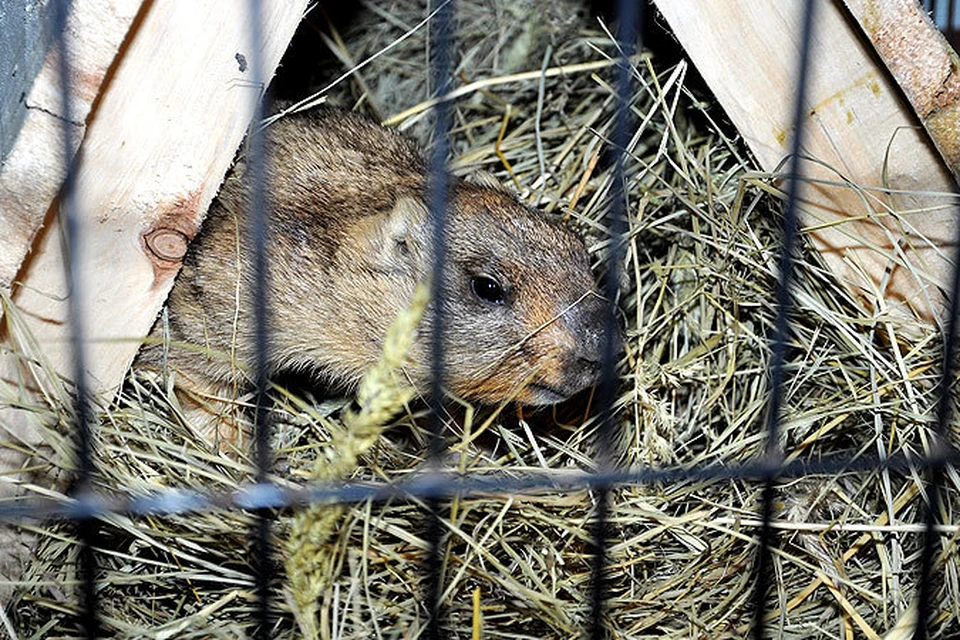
(752, 2, 818, 638)
(423, 1, 455, 638)
(3, 0, 960, 638)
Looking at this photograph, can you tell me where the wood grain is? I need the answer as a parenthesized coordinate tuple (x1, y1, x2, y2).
(0, 0, 142, 293)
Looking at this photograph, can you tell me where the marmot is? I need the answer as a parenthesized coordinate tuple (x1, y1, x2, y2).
(138, 109, 613, 446)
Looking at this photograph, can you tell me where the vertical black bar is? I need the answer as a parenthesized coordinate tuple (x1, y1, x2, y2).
(587, 2, 639, 638)
(944, 0, 952, 43)
(752, 2, 816, 638)
(949, 0, 955, 48)
(245, 1, 274, 638)
(424, 1, 454, 638)
(51, 0, 100, 637)
(912, 144, 960, 640)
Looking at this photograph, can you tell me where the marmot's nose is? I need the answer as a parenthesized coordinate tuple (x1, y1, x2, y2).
(569, 294, 623, 371)
(575, 327, 624, 376)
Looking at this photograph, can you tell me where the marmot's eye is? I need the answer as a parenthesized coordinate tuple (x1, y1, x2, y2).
(470, 275, 505, 305)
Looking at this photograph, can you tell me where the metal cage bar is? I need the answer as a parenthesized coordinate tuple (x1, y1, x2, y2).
(1, 448, 957, 524)
(587, 1, 641, 637)
(244, 0, 276, 637)
(913, 100, 960, 640)
(51, 0, 100, 636)
(751, 1, 817, 637)
(424, 0, 456, 637)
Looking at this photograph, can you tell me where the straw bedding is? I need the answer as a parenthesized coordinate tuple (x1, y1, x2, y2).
(3, 1, 958, 637)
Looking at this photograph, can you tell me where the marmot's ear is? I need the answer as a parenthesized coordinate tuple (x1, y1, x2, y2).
(464, 170, 512, 193)
(386, 197, 429, 240)
(378, 197, 429, 269)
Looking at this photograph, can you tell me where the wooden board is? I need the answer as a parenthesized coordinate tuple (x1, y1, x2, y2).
(653, 0, 958, 325)
(844, 0, 960, 177)
(3, 0, 308, 400)
(0, 0, 143, 293)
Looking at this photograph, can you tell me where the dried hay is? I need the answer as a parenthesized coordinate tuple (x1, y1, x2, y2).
(3, 1, 959, 638)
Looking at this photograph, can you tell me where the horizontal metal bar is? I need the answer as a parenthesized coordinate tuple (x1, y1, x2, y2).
(1, 447, 954, 525)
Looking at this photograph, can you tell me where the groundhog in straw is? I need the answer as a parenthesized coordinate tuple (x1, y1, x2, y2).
(138, 109, 614, 447)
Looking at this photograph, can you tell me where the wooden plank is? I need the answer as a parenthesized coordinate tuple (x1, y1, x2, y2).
(4, 0, 308, 399)
(1, 0, 59, 161)
(844, 0, 960, 177)
(0, 0, 143, 293)
(652, 0, 958, 324)
(0, 0, 143, 593)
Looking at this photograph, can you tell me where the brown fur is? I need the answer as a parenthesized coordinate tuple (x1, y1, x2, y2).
(137, 109, 612, 446)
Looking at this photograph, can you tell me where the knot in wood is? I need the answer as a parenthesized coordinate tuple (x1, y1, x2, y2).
(144, 228, 190, 263)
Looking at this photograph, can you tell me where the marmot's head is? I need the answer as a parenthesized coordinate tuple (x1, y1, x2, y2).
(360, 179, 616, 407)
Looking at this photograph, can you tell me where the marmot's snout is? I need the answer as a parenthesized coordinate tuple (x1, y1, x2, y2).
(569, 292, 621, 384)
(538, 292, 622, 405)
